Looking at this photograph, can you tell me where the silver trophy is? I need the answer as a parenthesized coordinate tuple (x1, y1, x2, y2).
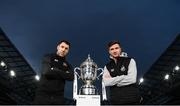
(73, 55, 103, 96)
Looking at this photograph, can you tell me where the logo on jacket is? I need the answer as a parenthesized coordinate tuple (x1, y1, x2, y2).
(54, 59, 58, 62)
(120, 65, 126, 72)
(110, 69, 114, 72)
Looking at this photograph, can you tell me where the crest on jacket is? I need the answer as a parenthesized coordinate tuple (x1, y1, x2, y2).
(110, 69, 114, 72)
(120, 65, 126, 72)
(54, 58, 68, 67)
(54, 58, 59, 62)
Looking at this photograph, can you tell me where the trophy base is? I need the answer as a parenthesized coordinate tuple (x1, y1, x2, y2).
(76, 95, 100, 106)
(79, 84, 98, 95)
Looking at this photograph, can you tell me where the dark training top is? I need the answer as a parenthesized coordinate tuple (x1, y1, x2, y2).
(33, 53, 74, 105)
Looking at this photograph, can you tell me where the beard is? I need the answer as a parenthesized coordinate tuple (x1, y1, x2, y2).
(57, 51, 66, 57)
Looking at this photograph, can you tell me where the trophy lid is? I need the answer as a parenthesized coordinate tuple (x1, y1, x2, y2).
(80, 54, 98, 68)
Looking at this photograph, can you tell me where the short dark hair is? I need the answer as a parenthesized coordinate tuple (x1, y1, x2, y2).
(58, 40, 71, 47)
(107, 40, 121, 49)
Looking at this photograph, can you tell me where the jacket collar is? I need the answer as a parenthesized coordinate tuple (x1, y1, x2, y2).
(54, 53, 66, 61)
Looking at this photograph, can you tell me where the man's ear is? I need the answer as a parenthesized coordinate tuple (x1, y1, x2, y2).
(57, 45, 60, 50)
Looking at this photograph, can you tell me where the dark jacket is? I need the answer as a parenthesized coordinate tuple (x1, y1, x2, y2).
(33, 53, 74, 105)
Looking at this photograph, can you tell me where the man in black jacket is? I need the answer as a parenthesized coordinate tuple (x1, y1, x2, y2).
(102, 41, 141, 105)
(33, 40, 74, 105)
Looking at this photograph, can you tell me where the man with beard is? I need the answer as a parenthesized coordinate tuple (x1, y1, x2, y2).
(33, 40, 74, 105)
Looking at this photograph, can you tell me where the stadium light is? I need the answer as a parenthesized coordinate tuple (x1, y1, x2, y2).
(164, 74, 169, 80)
(139, 77, 144, 84)
(174, 65, 180, 71)
(10, 70, 16, 77)
(0, 60, 8, 71)
(35, 75, 40, 81)
(172, 65, 180, 75)
(0, 61, 6, 67)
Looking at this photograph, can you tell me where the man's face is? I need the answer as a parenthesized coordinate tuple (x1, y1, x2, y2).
(109, 44, 121, 58)
(57, 42, 70, 57)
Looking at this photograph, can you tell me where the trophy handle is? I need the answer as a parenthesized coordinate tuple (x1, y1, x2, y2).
(73, 67, 81, 100)
(97, 68, 104, 80)
(74, 67, 81, 79)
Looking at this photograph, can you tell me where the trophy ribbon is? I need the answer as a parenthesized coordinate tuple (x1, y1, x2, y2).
(73, 67, 80, 100)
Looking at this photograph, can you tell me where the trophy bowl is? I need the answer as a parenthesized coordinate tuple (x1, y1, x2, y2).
(80, 59, 98, 82)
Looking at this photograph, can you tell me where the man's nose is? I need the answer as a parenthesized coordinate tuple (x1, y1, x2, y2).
(62, 48, 65, 51)
(113, 50, 116, 52)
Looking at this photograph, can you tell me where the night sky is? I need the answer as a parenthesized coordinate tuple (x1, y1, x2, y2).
(0, 0, 180, 98)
